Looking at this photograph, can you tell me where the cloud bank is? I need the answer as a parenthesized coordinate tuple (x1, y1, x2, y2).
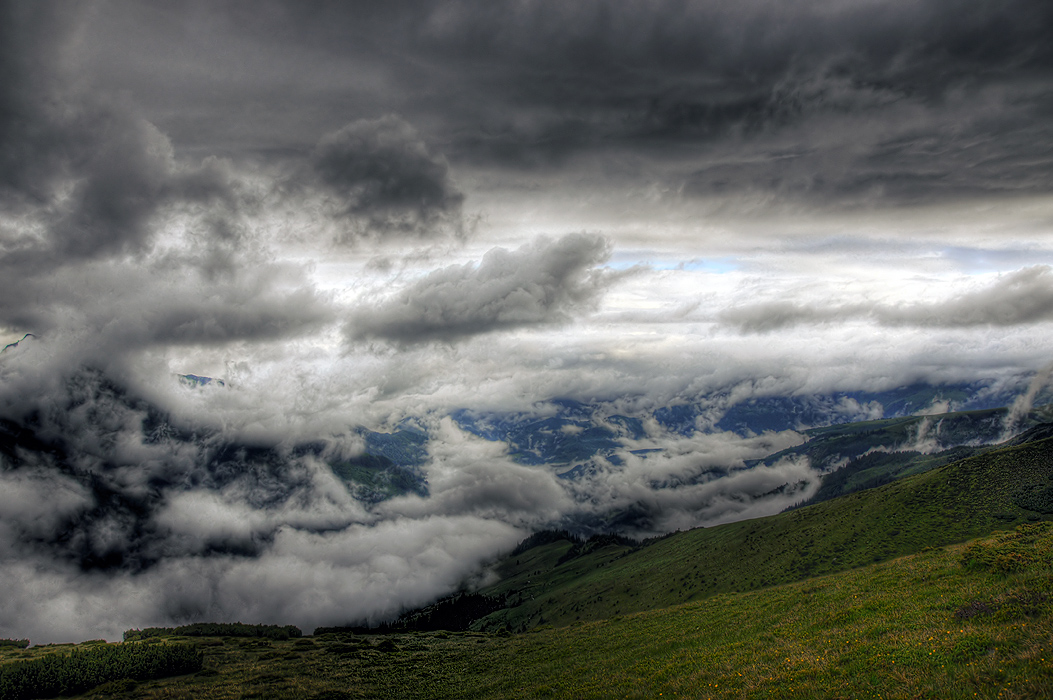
(0, 363, 823, 643)
(1, 0, 1052, 645)
(721, 266, 1053, 332)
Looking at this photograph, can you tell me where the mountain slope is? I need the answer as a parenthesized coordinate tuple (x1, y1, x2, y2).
(764, 404, 1053, 507)
(471, 430, 1053, 632)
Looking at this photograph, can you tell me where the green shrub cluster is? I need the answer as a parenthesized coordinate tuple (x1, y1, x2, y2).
(316, 593, 506, 635)
(1013, 483, 1053, 514)
(123, 622, 301, 641)
(960, 521, 1053, 573)
(510, 530, 577, 556)
(556, 533, 640, 565)
(0, 640, 29, 650)
(0, 642, 202, 700)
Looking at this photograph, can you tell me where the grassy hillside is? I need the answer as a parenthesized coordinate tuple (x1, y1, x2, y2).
(4, 523, 1051, 698)
(470, 432, 1053, 632)
(758, 405, 1052, 506)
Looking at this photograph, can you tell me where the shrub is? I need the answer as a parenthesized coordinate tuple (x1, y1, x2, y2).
(1013, 483, 1053, 514)
(123, 622, 301, 642)
(0, 642, 202, 700)
(510, 530, 577, 556)
(959, 522, 1053, 574)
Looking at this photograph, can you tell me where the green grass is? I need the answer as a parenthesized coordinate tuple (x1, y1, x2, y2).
(5, 524, 1051, 699)
(469, 435, 1053, 632)
(0, 641, 201, 699)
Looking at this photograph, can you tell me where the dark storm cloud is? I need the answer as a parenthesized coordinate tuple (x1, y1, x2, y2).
(414, 0, 1053, 164)
(310, 115, 465, 241)
(0, 258, 334, 362)
(346, 233, 613, 343)
(0, 0, 81, 202)
(0, 1, 337, 360)
(91, 0, 1053, 203)
(0, 1, 237, 263)
(722, 266, 1053, 332)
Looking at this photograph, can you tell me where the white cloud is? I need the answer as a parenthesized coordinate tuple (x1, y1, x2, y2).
(346, 233, 615, 343)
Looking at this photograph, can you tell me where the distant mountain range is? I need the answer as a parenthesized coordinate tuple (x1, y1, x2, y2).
(1, 364, 1048, 579)
(175, 374, 1052, 506)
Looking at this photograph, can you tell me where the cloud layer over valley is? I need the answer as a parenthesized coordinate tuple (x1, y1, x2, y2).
(2, 0, 1053, 643)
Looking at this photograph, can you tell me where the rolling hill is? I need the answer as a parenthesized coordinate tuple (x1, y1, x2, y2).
(439, 424, 1053, 634)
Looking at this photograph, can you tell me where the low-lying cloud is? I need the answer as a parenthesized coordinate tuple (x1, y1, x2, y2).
(0, 359, 830, 642)
(346, 233, 614, 343)
(0, 513, 522, 644)
(722, 266, 1053, 332)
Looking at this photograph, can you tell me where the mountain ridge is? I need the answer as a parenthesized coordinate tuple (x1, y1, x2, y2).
(418, 426, 1053, 634)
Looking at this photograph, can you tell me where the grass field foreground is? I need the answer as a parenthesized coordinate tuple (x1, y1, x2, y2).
(3, 522, 1051, 699)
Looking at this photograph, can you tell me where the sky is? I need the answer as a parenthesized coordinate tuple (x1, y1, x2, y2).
(1, 0, 1053, 642)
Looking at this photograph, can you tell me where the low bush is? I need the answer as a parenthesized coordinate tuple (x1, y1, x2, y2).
(1014, 483, 1053, 514)
(123, 622, 301, 642)
(959, 522, 1053, 574)
(0, 642, 202, 700)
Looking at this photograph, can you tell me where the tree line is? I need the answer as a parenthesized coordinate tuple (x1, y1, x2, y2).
(123, 622, 301, 641)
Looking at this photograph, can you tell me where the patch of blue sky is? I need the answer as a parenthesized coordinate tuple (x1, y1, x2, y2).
(608, 250, 739, 273)
(674, 258, 739, 273)
(938, 246, 1053, 274)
